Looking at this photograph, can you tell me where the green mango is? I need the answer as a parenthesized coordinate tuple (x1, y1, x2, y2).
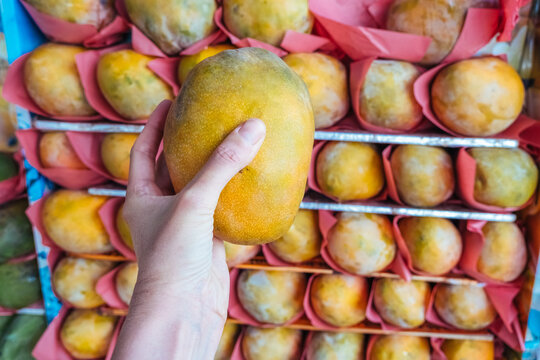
(0, 153, 17, 181)
(0, 316, 12, 338)
(0, 260, 41, 309)
(0, 314, 46, 360)
(0, 200, 34, 264)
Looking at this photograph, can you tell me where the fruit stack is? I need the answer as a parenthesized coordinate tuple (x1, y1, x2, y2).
(2, 0, 540, 359)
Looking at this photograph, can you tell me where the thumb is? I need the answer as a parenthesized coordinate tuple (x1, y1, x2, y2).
(182, 118, 266, 209)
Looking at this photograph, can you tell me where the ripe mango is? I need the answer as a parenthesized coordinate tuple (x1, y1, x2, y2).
(164, 48, 314, 245)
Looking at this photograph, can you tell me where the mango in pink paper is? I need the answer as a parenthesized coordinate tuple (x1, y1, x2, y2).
(125, 0, 216, 55)
(215, 321, 240, 360)
(100, 133, 138, 181)
(283, 53, 349, 129)
(306, 332, 364, 360)
(268, 209, 321, 264)
(370, 335, 430, 360)
(60, 309, 117, 359)
(242, 326, 302, 360)
(223, 0, 313, 47)
(97, 50, 173, 120)
(115, 261, 138, 306)
(42, 190, 112, 254)
(39, 132, 88, 170)
(441, 339, 494, 360)
(24, 44, 96, 117)
(25, 0, 115, 30)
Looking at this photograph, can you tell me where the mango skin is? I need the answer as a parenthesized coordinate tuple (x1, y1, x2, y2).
(373, 278, 429, 329)
(469, 148, 538, 208)
(164, 48, 314, 245)
(97, 50, 174, 120)
(116, 204, 133, 250)
(39, 132, 87, 169)
(478, 222, 527, 282)
(283, 53, 349, 129)
(317, 142, 385, 201)
(434, 284, 496, 330)
(237, 270, 306, 325)
(432, 58, 524, 136)
(242, 326, 302, 360)
(42, 190, 112, 254)
(178, 44, 236, 85)
(310, 274, 368, 327)
(25, 0, 114, 29)
(224, 242, 259, 268)
(115, 262, 138, 306)
(441, 339, 494, 360)
(398, 217, 462, 275)
(60, 309, 117, 360)
(0, 199, 34, 264)
(360, 60, 422, 131)
(268, 209, 321, 264)
(125, 0, 216, 55)
(306, 332, 364, 360)
(215, 321, 240, 360)
(0, 153, 18, 181)
(370, 335, 430, 360)
(223, 0, 314, 47)
(0, 260, 41, 309)
(24, 43, 96, 117)
(386, 0, 469, 65)
(100, 133, 138, 181)
(391, 145, 454, 207)
(53, 257, 114, 308)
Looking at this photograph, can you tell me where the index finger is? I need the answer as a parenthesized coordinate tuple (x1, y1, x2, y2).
(127, 100, 172, 197)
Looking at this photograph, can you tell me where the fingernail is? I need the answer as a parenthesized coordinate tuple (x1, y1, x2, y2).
(238, 118, 266, 145)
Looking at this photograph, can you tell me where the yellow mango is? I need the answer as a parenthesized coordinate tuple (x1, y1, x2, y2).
(100, 133, 138, 181)
(370, 335, 430, 360)
(178, 44, 236, 85)
(25, 0, 114, 29)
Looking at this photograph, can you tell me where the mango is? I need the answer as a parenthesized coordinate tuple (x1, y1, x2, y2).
(42, 190, 112, 254)
(359, 60, 422, 131)
(25, 0, 115, 29)
(224, 242, 259, 268)
(316, 142, 385, 201)
(478, 222, 527, 282)
(268, 209, 321, 264)
(0, 200, 34, 264)
(386, 0, 469, 65)
(0, 260, 41, 309)
(125, 0, 216, 55)
(0, 314, 47, 360)
(398, 217, 462, 275)
(100, 133, 138, 180)
(391, 145, 454, 207)
(0, 316, 11, 338)
(310, 274, 368, 327)
(237, 270, 306, 325)
(39, 132, 87, 169)
(432, 58, 524, 136)
(306, 332, 364, 360)
(434, 284, 496, 330)
(242, 326, 302, 360)
(373, 278, 429, 329)
(24, 43, 96, 117)
(327, 212, 396, 275)
(164, 47, 314, 245)
(97, 50, 174, 120)
(116, 203, 133, 250)
(442, 339, 494, 360)
(0, 153, 17, 181)
(115, 262, 138, 306)
(178, 45, 236, 85)
(60, 309, 117, 359)
(215, 321, 240, 360)
(223, 0, 313, 46)
(370, 335, 430, 360)
(53, 257, 114, 308)
(283, 53, 349, 129)
(468, 148, 538, 208)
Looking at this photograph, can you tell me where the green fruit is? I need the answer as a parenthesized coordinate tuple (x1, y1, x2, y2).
(0, 314, 47, 360)
(0, 200, 34, 264)
(0, 260, 41, 309)
(0, 153, 17, 181)
(0, 316, 12, 338)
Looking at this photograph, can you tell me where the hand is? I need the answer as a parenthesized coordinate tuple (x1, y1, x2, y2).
(113, 100, 266, 360)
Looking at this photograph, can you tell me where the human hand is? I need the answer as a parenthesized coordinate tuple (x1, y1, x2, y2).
(113, 100, 266, 360)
